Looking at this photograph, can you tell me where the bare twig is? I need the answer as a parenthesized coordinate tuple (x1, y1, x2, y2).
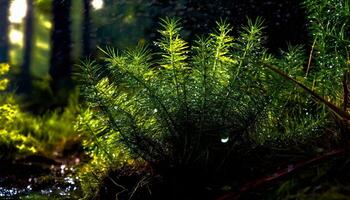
(343, 71, 350, 111)
(129, 176, 150, 200)
(306, 38, 317, 77)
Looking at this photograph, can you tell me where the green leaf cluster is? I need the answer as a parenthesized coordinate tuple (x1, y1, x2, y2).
(76, 0, 350, 198)
(258, 0, 350, 144)
(0, 63, 81, 160)
(0, 63, 10, 91)
(303, 0, 350, 99)
(78, 17, 274, 175)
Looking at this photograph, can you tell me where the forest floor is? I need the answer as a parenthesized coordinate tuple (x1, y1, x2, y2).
(0, 143, 87, 199)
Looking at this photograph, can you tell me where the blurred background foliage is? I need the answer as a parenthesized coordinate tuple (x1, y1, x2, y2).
(0, 63, 81, 161)
(2, 0, 309, 107)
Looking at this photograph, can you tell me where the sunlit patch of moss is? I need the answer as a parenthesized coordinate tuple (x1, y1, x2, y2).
(0, 64, 36, 158)
(0, 98, 82, 160)
(0, 104, 19, 122)
(0, 63, 10, 91)
(0, 78, 9, 91)
(0, 63, 10, 75)
(0, 64, 82, 160)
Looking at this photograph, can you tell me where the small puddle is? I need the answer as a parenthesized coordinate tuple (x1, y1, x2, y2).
(0, 187, 27, 197)
(0, 158, 83, 199)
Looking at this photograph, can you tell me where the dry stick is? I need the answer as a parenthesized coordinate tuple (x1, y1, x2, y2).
(340, 71, 350, 145)
(216, 148, 347, 200)
(129, 176, 149, 200)
(344, 44, 350, 111)
(306, 38, 317, 77)
(343, 71, 349, 111)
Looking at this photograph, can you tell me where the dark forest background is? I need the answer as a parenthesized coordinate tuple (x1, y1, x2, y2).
(0, 0, 308, 111)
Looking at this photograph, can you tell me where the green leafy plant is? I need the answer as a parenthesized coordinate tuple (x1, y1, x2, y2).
(242, 0, 350, 199)
(0, 63, 38, 159)
(0, 63, 82, 161)
(303, 0, 350, 100)
(259, 0, 350, 143)
(75, 0, 350, 199)
(77, 17, 296, 198)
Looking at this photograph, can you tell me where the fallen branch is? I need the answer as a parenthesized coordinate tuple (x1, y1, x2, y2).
(216, 148, 347, 200)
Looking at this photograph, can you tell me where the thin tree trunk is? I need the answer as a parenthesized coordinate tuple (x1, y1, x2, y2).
(19, 0, 34, 93)
(82, 0, 91, 57)
(0, 0, 10, 63)
(50, 0, 72, 92)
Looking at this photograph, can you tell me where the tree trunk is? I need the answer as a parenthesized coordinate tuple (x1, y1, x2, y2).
(50, 0, 72, 92)
(0, 0, 10, 63)
(19, 0, 34, 93)
(82, 0, 91, 57)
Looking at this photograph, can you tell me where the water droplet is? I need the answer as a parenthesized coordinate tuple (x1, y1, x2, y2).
(221, 136, 229, 143)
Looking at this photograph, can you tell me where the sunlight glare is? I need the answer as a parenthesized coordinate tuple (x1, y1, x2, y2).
(9, 0, 28, 24)
(43, 21, 52, 29)
(36, 41, 49, 50)
(92, 0, 104, 10)
(9, 29, 23, 45)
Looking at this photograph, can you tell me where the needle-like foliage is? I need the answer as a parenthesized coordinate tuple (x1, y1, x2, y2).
(76, 1, 350, 199)
(77, 18, 270, 179)
(303, 0, 350, 100)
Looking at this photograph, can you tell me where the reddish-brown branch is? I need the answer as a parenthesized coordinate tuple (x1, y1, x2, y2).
(343, 71, 349, 111)
(216, 148, 347, 200)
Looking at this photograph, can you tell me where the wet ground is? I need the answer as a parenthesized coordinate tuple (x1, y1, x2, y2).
(0, 155, 83, 199)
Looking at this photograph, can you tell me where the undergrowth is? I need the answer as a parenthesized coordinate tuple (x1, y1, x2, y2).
(76, 16, 333, 199)
(0, 63, 81, 161)
(74, 0, 350, 199)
